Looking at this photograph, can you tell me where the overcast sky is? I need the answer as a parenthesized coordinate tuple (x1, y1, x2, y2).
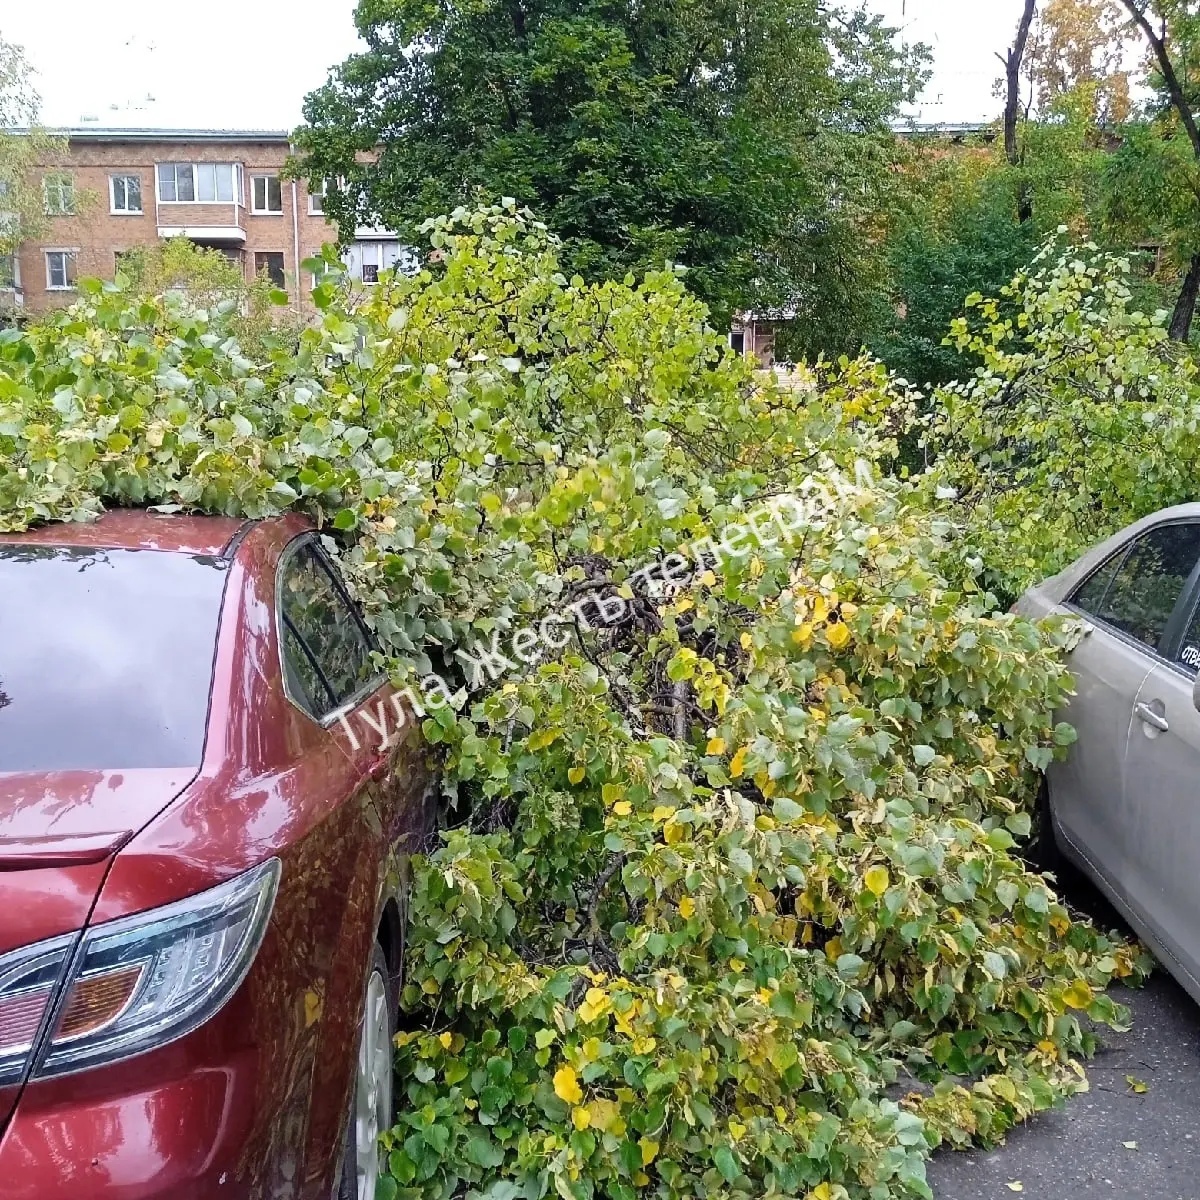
(3, 0, 1031, 131)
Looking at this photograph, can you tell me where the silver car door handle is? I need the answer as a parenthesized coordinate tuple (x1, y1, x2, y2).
(1134, 702, 1170, 733)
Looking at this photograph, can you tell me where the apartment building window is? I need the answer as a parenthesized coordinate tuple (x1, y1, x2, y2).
(110, 174, 143, 214)
(43, 173, 75, 216)
(45, 250, 77, 290)
(254, 252, 286, 289)
(308, 182, 326, 215)
(0, 254, 17, 290)
(250, 174, 283, 214)
(157, 162, 241, 204)
(345, 241, 412, 285)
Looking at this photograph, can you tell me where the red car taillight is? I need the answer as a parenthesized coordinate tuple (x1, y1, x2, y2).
(0, 858, 280, 1084)
(0, 934, 76, 1086)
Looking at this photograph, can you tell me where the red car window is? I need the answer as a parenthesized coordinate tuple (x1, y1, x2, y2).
(0, 546, 229, 772)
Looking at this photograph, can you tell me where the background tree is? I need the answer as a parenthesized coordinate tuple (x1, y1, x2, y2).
(0, 34, 60, 313)
(295, 0, 926, 325)
(1001, 0, 1039, 224)
(1026, 0, 1134, 125)
(1118, 0, 1200, 340)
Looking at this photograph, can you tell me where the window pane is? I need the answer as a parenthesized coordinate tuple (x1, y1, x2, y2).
(0, 546, 228, 771)
(126, 176, 142, 210)
(216, 165, 234, 202)
(255, 252, 285, 288)
(252, 176, 265, 209)
(1070, 551, 1127, 616)
(196, 164, 216, 202)
(1095, 524, 1200, 650)
(279, 544, 375, 714)
(178, 165, 195, 202)
(268, 176, 281, 210)
(157, 164, 176, 202)
(47, 254, 63, 288)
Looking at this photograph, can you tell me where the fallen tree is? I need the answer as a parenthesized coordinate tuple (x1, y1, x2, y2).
(0, 204, 1146, 1200)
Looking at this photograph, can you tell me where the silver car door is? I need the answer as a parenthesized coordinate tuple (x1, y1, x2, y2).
(1122, 595, 1200, 999)
(1048, 521, 1200, 898)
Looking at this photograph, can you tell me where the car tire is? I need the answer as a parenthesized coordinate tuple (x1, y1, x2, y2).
(1027, 777, 1061, 873)
(338, 944, 395, 1200)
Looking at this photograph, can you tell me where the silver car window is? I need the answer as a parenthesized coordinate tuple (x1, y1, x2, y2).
(1082, 523, 1200, 652)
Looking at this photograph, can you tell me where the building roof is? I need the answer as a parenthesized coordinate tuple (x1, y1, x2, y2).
(0, 511, 251, 556)
(891, 119, 997, 140)
(5, 126, 293, 144)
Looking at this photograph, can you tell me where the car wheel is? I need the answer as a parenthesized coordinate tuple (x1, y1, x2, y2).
(338, 944, 395, 1200)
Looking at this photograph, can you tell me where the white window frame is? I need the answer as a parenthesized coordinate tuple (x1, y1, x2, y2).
(43, 173, 75, 216)
(109, 174, 143, 215)
(45, 249, 78, 291)
(0, 252, 19, 290)
(156, 162, 242, 205)
(250, 173, 284, 215)
(307, 181, 327, 216)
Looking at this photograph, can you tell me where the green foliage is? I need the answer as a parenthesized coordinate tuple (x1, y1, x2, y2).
(924, 239, 1200, 599)
(295, 0, 926, 325)
(112, 237, 302, 359)
(0, 206, 1150, 1199)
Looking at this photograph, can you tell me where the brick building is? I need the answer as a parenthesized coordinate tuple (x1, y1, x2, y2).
(0, 127, 408, 317)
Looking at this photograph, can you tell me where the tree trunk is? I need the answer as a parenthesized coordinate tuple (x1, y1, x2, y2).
(1170, 253, 1200, 343)
(1004, 0, 1038, 223)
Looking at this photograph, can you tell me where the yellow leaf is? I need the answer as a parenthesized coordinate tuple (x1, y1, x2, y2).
(679, 896, 696, 919)
(792, 622, 814, 645)
(572, 1106, 592, 1130)
(1126, 1075, 1149, 1094)
(1063, 980, 1093, 1010)
(588, 1098, 622, 1133)
(613, 801, 633, 817)
(421, 977, 440, 995)
(633, 1172, 650, 1187)
(806, 1185, 833, 1200)
(864, 865, 890, 897)
(568, 765, 586, 785)
(438, 1031, 453, 1050)
(729, 1120, 747, 1141)
(730, 958, 746, 973)
(706, 736, 727, 756)
(729, 746, 749, 779)
(1006, 1184, 1024, 1193)
(652, 805, 676, 822)
(740, 632, 753, 650)
(824, 937, 844, 963)
(826, 621, 851, 650)
(553, 1065, 583, 1105)
(639, 1138, 660, 1166)
(663, 820, 686, 844)
(602, 783, 624, 805)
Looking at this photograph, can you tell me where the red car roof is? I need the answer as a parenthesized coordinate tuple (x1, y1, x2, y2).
(0, 510, 251, 556)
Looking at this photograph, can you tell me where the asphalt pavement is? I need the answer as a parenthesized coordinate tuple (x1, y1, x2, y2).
(927, 873, 1200, 1200)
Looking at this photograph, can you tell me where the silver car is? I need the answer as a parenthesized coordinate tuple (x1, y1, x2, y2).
(1017, 503, 1200, 1005)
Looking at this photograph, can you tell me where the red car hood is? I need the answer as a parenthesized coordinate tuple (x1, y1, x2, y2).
(0, 769, 193, 954)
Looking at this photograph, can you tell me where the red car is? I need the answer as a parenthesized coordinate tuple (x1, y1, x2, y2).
(0, 511, 433, 1199)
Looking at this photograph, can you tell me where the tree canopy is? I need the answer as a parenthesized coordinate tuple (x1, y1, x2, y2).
(295, 0, 926, 324)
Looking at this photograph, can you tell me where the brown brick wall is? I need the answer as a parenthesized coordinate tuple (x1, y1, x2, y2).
(14, 135, 338, 317)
